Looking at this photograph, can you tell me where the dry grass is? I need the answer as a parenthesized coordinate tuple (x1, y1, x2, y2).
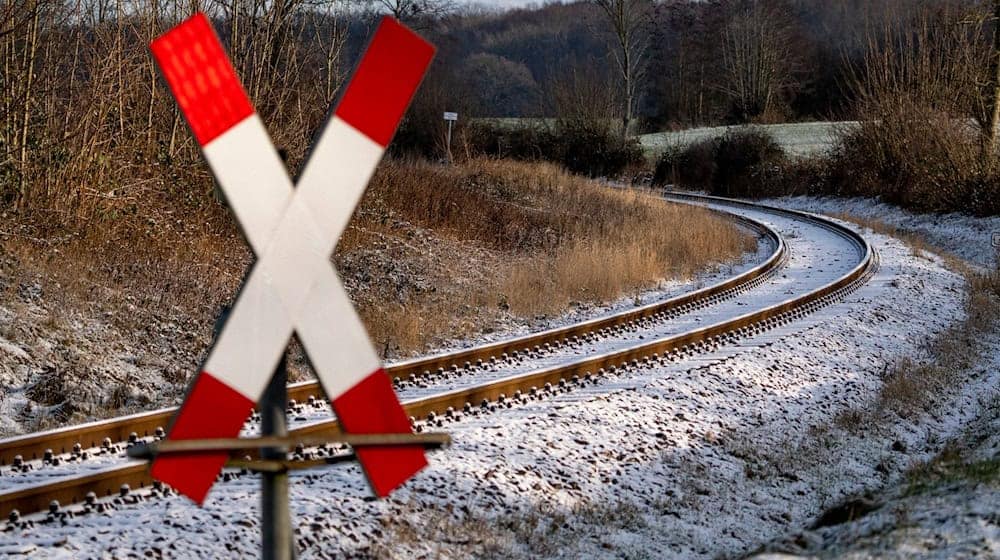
(503, 200, 751, 316)
(340, 158, 753, 350)
(1, 215, 246, 330)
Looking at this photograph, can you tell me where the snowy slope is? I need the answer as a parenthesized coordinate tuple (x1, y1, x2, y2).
(640, 122, 858, 159)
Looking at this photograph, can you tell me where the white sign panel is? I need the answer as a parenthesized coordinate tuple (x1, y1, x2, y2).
(443, 111, 458, 121)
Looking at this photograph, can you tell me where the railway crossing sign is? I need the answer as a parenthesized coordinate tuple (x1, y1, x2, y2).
(148, 14, 435, 504)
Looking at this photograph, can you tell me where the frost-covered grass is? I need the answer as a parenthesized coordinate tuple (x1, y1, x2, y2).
(640, 121, 858, 159)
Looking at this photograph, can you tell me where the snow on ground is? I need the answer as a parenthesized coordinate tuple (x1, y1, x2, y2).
(772, 482, 1000, 560)
(768, 196, 1000, 270)
(0, 273, 204, 436)
(755, 384, 1000, 560)
(639, 122, 858, 159)
(1, 202, 987, 559)
(742, 198, 1000, 560)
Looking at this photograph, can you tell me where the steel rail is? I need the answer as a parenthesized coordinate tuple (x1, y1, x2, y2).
(0, 209, 783, 467)
(2, 195, 861, 519)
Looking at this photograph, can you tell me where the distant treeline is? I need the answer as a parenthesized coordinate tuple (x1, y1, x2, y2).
(1, 0, 995, 216)
(427, 0, 993, 127)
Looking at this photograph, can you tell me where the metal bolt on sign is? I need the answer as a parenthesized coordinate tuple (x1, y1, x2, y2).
(132, 13, 447, 559)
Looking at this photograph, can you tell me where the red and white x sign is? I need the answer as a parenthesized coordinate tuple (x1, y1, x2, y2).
(148, 14, 435, 504)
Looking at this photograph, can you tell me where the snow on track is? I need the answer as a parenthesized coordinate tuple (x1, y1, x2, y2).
(4, 199, 965, 560)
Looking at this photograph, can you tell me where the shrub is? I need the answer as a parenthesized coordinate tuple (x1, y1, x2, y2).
(652, 128, 789, 198)
(652, 140, 717, 188)
(555, 121, 645, 178)
(465, 123, 551, 162)
(712, 129, 786, 197)
(466, 121, 644, 179)
(814, 5, 1000, 216)
(823, 105, 1000, 216)
(650, 114, 1000, 215)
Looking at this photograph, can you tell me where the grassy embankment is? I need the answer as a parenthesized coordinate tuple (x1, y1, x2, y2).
(0, 158, 753, 431)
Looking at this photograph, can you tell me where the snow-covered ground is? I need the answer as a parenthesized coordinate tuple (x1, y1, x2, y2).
(640, 121, 858, 159)
(745, 197, 1000, 560)
(767, 196, 1000, 270)
(755, 384, 1000, 560)
(3, 198, 989, 559)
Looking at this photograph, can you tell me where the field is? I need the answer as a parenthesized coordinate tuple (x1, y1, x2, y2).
(639, 121, 858, 160)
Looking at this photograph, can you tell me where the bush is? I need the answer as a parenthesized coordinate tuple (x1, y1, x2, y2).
(823, 105, 1000, 216)
(651, 140, 716, 188)
(652, 116, 1000, 215)
(466, 123, 550, 162)
(813, 5, 1000, 217)
(555, 121, 645, 178)
(466, 121, 644, 179)
(652, 128, 789, 198)
(712, 129, 786, 197)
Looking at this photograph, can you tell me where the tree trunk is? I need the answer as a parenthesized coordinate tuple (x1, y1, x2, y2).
(146, 0, 160, 152)
(622, 46, 632, 135)
(987, 0, 1000, 153)
(17, 0, 40, 206)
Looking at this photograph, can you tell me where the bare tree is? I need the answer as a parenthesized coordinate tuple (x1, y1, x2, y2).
(0, 0, 353, 214)
(592, 0, 651, 136)
(983, 0, 1000, 151)
(372, 0, 452, 26)
(546, 59, 618, 128)
(719, 0, 799, 122)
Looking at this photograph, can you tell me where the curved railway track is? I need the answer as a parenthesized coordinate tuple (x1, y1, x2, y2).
(0, 194, 875, 520)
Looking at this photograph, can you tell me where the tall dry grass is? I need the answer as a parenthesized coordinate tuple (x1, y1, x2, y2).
(502, 195, 751, 315)
(347, 158, 753, 324)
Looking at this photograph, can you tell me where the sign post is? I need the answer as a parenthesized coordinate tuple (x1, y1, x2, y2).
(443, 111, 458, 162)
(260, 355, 291, 560)
(139, 13, 445, 558)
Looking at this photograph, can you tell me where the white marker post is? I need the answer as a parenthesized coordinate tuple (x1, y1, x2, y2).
(443, 111, 458, 162)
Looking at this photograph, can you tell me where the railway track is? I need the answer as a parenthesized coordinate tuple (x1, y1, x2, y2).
(0, 194, 874, 520)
